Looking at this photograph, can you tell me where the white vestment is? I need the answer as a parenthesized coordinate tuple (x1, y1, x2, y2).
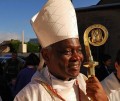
(14, 67, 90, 101)
(101, 72, 120, 101)
(0, 96, 2, 101)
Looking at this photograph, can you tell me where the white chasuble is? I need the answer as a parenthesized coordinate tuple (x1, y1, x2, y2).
(14, 67, 89, 101)
(101, 72, 120, 101)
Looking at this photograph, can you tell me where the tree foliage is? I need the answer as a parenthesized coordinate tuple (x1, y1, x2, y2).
(9, 40, 21, 52)
(27, 42, 40, 52)
(8, 40, 40, 53)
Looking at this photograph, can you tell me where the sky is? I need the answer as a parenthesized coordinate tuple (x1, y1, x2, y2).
(0, 0, 99, 42)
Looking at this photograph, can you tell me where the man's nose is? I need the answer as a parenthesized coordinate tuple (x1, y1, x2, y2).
(71, 51, 83, 61)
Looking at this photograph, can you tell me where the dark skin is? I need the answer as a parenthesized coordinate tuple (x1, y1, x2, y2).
(86, 76, 108, 101)
(42, 38, 108, 101)
(42, 38, 83, 80)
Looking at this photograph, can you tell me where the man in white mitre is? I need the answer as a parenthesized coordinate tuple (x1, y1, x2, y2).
(14, 0, 108, 101)
(101, 49, 120, 101)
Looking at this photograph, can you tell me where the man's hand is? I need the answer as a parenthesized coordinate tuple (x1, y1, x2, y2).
(86, 76, 108, 101)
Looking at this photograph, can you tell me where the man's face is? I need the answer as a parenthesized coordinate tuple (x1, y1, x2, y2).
(105, 59, 112, 67)
(44, 38, 83, 80)
(12, 53, 17, 60)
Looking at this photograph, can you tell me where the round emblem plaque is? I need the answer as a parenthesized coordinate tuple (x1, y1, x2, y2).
(84, 24, 108, 46)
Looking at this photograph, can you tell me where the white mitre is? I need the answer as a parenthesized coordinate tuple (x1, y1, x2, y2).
(31, 0, 79, 48)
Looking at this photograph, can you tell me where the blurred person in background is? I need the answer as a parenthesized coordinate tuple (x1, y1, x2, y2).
(95, 54, 113, 81)
(3, 52, 25, 98)
(101, 49, 120, 100)
(0, 69, 13, 101)
(14, 53, 40, 96)
(4, 52, 24, 83)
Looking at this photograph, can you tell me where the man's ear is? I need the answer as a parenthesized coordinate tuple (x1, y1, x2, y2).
(41, 49, 50, 61)
(115, 62, 118, 70)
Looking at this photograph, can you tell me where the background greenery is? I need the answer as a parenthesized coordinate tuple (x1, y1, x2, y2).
(9, 40, 40, 53)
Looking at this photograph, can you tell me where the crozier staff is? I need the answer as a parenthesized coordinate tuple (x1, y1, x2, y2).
(14, 0, 108, 101)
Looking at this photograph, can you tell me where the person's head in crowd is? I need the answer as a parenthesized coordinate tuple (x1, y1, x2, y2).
(11, 51, 18, 60)
(25, 53, 40, 67)
(102, 54, 112, 67)
(115, 49, 120, 79)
